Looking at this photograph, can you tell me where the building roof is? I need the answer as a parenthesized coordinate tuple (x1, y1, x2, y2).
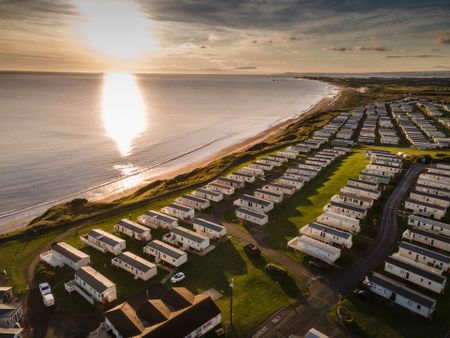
(309, 222, 351, 239)
(171, 226, 209, 244)
(410, 190, 448, 202)
(105, 302, 145, 337)
(385, 256, 446, 284)
(405, 199, 446, 211)
(369, 272, 436, 308)
(254, 189, 282, 198)
(329, 201, 366, 214)
(399, 241, 450, 264)
(236, 207, 267, 220)
(265, 182, 295, 191)
(115, 251, 156, 273)
(348, 178, 378, 187)
(408, 214, 450, 230)
(407, 228, 450, 244)
(415, 183, 450, 194)
(145, 210, 177, 224)
(193, 218, 224, 233)
(117, 219, 149, 234)
(179, 194, 208, 204)
(165, 203, 193, 213)
(88, 229, 124, 247)
(145, 240, 186, 259)
(195, 188, 221, 197)
(238, 194, 272, 207)
(75, 266, 115, 294)
(51, 242, 89, 263)
(139, 296, 220, 338)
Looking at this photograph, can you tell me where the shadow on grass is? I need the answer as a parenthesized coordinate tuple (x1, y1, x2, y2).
(265, 271, 302, 299)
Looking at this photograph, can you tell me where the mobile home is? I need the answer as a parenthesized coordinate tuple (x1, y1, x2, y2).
(325, 201, 367, 220)
(384, 255, 446, 294)
(340, 185, 381, 200)
(262, 182, 296, 195)
(80, 229, 126, 255)
(235, 207, 268, 225)
(143, 240, 188, 267)
(367, 272, 436, 318)
(331, 192, 374, 209)
(409, 191, 450, 209)
(111, 251, 157, 281)
(287, 236, 341, 264)
(300, 222, 353, 248)
(192, 188, 223, 202)
(229, 172, 256, 183)
(207, 182, 235, 195)
(404, 199, 446, 220)
(40, 242, 90, 270)
(408, 214, 450, 237)
(398, 241, 450, 272)
(163, 226, 210, 252)
(114, 219, 151, 241)
(161, 203, 195, 220)
(67, 266, 117, 304)
(278, 176, 304, 190)
(254, 189, 283, 203)
(233, 194, 274, 213)
(316, 211, 361, 234)
(215, 177, 245, 189)
(193, 218, 226, 238)
(137, 210, 178, 230)
(175, 194, 211, 210)
(403, 228, 450, 253)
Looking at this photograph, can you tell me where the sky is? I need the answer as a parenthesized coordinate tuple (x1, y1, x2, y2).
(0, 0, 450, 73)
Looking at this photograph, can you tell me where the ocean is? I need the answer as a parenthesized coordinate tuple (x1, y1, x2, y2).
(0, 72, 334, 231)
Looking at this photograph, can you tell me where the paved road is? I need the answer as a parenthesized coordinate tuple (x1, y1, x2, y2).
(216, 163, 424, 338)
(329, 163, 425, 294)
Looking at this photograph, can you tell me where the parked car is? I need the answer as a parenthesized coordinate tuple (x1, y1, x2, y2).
(353, 288, 373, 303)
(264, 263, 288, 275)
(244, 244, 261, 257)
(39, 282, 52, 296)
(39, 282, 55, 307)
(170, 272, 186, 283)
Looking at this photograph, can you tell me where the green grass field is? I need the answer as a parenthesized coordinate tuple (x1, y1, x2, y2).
(262, 149, 369, 253)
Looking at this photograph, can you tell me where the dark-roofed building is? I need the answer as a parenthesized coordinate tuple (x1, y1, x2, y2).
(66, 266, 117, 304)
(114, 219, 151, 241)
(112, 251, 157, 281)
(40, 241, 90, 270)
(193, 218, 226, 238)
(367, 272, 436, 318)
(105, 302, 145, 338)
(80, 229, 126, 255)
(138, 210, 178, 230)
(103, 287, 221, 338)
(143, 240, 187, 267)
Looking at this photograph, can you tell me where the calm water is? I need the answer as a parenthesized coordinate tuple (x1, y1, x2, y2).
(0, 73, 334, 230)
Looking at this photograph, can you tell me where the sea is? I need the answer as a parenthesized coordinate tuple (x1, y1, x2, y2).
(0, 72, 335, 232)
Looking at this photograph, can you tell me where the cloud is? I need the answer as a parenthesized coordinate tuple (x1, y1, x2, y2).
(385, 54, 444, 58)
(235, 66, 257, 70)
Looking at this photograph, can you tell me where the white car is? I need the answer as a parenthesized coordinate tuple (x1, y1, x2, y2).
(170, 272, 186, 284)
(39, 282, 55, 307)
(39, 283, 52, 296)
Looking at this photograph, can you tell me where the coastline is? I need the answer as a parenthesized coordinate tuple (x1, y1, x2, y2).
(0, 83, 345, 234)
(100, 84, 344, 202)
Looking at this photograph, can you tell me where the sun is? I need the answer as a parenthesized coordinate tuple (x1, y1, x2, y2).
(75, 0, 157, 60)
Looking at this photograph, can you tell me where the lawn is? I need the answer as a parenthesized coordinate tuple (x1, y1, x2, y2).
(262, 149, 369, 253)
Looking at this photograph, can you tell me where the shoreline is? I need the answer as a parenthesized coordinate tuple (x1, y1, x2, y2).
(0, 83, 345, 234)
(100, 85, 344, 202)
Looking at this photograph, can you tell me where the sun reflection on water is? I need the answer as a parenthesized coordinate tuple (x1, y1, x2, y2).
(101, 72, 146, 157)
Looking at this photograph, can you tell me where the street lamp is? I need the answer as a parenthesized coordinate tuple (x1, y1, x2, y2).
(229, 278, 234, 326)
